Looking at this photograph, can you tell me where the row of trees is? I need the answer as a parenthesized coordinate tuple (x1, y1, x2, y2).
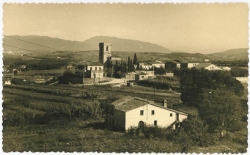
(105, 53, 139, 78)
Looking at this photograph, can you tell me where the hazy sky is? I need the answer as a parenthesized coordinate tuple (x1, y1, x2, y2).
(3, 3, 248, 53)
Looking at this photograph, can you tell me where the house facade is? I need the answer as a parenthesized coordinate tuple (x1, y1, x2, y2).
(108, 96, 188, 131)
(75, 61, 104, 79)
(135, 73, 148, 81)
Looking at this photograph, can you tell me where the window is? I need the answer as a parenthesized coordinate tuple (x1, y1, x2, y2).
(106, 46, 109, 51)
(154, 120, 157, 126)
(170, 113, 173, 117)
(90, 67, 92, 70)
(151, 110, 155, 115)
(99, 67, 102, 70)
(141, 76, 144, 78)
(95, 67, 97, 70)
(140, 110, 144, 115)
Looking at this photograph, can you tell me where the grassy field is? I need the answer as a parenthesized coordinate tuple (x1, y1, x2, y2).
(2, 83, 248, 153)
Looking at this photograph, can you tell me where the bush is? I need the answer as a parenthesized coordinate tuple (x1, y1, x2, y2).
(227, 121, 247, 132)
(136, 80, 171, 90)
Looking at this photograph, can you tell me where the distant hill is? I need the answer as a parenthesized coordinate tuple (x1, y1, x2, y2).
(208, 48, 249, 60)
(3, 35, 172, 53)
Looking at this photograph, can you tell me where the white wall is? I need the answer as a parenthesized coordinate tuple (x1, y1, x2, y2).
(205, 64, 221, 71)
(178, 113, 188, 122)
(152, 64, 165, 68)
(125, 104, 181, 130)
(235, 77, 248, 83)
(188, 63, 199, 68)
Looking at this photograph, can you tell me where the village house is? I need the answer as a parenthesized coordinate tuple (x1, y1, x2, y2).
(221, 66, 231, 71)
(75, 61, 104, 79)
(135, 72, 148, 81)
(181, 61, 208, 69)
(106, 96, 188, 131)
(194, 63, 222, 71)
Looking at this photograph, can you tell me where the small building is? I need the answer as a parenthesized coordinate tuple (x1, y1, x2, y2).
(194, 63, 222, 71)
(221, 66, 231, 71)
(107, 96, 188, 131)
(135, 72, 148, 81)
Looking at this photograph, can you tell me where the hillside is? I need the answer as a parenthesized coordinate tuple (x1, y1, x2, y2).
(208, 48, 249, 60)
(3, 35, 172, 53)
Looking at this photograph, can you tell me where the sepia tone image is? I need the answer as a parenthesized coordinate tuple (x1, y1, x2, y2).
(2, 3, 248, 153)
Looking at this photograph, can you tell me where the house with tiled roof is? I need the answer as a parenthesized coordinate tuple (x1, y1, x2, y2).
(106, 96, 188, 131)
(75, 61, 104, 79)
(194, 63, 222, 71)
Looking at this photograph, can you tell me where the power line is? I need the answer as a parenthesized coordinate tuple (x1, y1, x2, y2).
(4, 35, 61, 51)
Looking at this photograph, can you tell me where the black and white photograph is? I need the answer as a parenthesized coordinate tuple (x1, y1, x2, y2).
(2, 2, 249, 153)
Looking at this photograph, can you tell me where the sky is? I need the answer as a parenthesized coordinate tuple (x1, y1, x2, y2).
(3, 3, 249, 53)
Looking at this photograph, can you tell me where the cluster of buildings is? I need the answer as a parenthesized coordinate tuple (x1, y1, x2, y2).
(165, 60, 231, 71)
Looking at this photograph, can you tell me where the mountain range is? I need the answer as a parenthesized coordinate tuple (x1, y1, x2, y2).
(3, 35, 248, 61)
(3, 35, 172, 53)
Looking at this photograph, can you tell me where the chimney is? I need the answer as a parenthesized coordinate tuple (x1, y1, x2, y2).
(163, 99, 167, 108)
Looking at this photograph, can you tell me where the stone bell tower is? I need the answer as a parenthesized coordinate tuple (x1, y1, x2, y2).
(99, 42, 112, 64)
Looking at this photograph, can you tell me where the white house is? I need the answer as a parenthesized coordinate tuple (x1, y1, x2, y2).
(194, 63, 222, 71)
(107, 96, 188, 131)
(221, 66, 231, 71)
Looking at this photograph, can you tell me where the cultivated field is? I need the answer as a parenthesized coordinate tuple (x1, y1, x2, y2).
(2, 83, 248, 152)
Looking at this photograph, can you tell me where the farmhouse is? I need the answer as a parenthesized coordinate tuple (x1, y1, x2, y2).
(75, 61, 104, 79)
(194, 63, 222, 71)
(107, 96, 188, 131)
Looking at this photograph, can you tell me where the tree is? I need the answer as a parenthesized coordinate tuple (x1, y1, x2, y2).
(133, 53, 138, 70)
(154, 66, 166, 75)
(180, 68, 244, 107)
(198, 89, 241, 138)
